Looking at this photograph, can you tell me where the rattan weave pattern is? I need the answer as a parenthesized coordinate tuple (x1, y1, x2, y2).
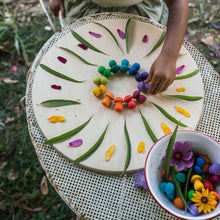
(26, 13, 220, 220)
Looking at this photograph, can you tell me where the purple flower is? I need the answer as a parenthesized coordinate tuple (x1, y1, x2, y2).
(134, 170, 148, 190)
(209, 163, 220, 175)
(184, 36, 189, 41)
(170, 141, 193, 171)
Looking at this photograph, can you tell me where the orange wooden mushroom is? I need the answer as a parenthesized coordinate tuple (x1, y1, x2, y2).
(114, 97, 123, 112)
(102, 92, 114, 107)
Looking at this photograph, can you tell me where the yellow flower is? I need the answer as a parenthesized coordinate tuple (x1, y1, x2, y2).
(191, 188, 217, 214)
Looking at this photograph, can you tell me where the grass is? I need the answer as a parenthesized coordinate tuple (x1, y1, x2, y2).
(0, 0, 219, 219)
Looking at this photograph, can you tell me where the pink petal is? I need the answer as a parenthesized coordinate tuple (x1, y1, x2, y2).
(51, 84, 61, 90)
(78, 43, 88, 50)
(57, 56, 67, 64)
(89, 31, 101, 38)
(69, 139, 83, 147)
(142, 35, 148, 43)
(11, 65, 18, 73)
(176, 65, 185, 75)
(117, 29, 125, 39)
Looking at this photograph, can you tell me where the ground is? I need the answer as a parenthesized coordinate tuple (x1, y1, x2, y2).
(0, 0, 219, 219)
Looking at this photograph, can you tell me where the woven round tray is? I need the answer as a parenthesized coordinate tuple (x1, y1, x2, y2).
(26, 12, 220, 219)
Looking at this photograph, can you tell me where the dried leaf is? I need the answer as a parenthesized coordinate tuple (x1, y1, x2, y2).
(201, 36, 214, 46)
(40, 175, 49, 195)
(2, 78, 18, 83)
(18, 200, 43, 212)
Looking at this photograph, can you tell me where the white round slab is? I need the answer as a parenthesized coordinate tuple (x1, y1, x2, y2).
(32, 17, 204, 174)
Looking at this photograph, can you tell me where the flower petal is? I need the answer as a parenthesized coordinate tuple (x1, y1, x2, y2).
(174, 141, 183, 151)
(142, 35, 148, 43)
(89, 31, 101, 38)
(117, 29, 125, 39)
(78, 43, 88, 50)
(181, 151, 193, 160)
(57, 56, 67, 64)
(209, 163, 220, 175)
(51, 84, 61, 90)
(182, 141, 192, 151)
(11, 65, 18, 73)
(69, 139, 83, 147)
(176, 160, 185, 171)
(176, 65, 185, 75)
(183, 160, 193, 168)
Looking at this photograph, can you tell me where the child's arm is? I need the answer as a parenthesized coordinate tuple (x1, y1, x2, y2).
(145, 0, 189, 95)
(50, 0, 65, 18)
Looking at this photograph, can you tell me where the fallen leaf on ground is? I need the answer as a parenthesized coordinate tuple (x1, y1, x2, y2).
(201, 36, 214, 45)
(40, 175, 49, 195)
(18, 199, 43, 212)
(2, 78, 18, 83)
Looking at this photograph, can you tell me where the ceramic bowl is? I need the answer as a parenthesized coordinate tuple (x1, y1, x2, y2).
(144, 130, 220, 220)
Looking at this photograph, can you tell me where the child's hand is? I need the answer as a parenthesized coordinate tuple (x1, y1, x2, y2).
(50, 0, 65, 18)
(144, 54, 176, 95)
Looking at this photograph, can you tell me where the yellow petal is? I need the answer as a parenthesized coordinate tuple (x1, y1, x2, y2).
(92, 88, 101, 96)
(99, 85, 106, 94)
(176, 87, 186, 92)
(105, 145, 115, 161)
(198, 203, 204, 213)
(161, 122, 172, 134)
(137, 141, 145, 153)
(48, 116, 65, 123)
(175, 106, 191, 117)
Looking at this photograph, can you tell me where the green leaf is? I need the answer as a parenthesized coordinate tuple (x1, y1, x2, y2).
(163, 95, 203, 101)
(58, 47, 98, 66)
(44, 116, 92, 144)
(164, 124, 178, 182)
(73, 124, 109, 164)
(124, 118, 131, 171)
(188, 17, 200, 24)
(71, 29, 108, 55)
(170, 167, 191, 211)
(139, 110, 158, 143)
(184, 167, 193, 201)
(145, 30, 166, 56)
(175, 69, 199, 80)
(93, 22, 122, 52)
(125, 17, 132, 53)
(151, 102, 188, 127)
(40, 64, 85, 83)
(40, 99, 80, 107)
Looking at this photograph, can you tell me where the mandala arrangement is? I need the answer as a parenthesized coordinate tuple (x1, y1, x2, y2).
(32, 17, 204, 173)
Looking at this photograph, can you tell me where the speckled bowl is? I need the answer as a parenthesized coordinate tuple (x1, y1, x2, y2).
(144, 130, 220, 220)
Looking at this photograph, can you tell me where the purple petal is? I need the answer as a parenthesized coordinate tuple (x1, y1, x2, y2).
(209, 163, 220, 175)
(213, 24, 220, 30)
(170, 158, 178, 166)
(89, 31, 101, 38)
(69, 139, 83, 147)
(117, 29, 125, 39)
(181, 151, 193, 161)
(57, 56, 67, 64)
(51, 84, 61, 90)
(183, 160, 193, 168)
(176, 65, 185, 75)
(184, 36, 189, 41)
(176, 160, 185, 171)
(209, 52, 214, 56)
(78, 43, 88, 50)
(215, 52, 220, 58)
(182, 141, 192, 152)
(174, 141, 183, 151)
(142, 35, 148, 43)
